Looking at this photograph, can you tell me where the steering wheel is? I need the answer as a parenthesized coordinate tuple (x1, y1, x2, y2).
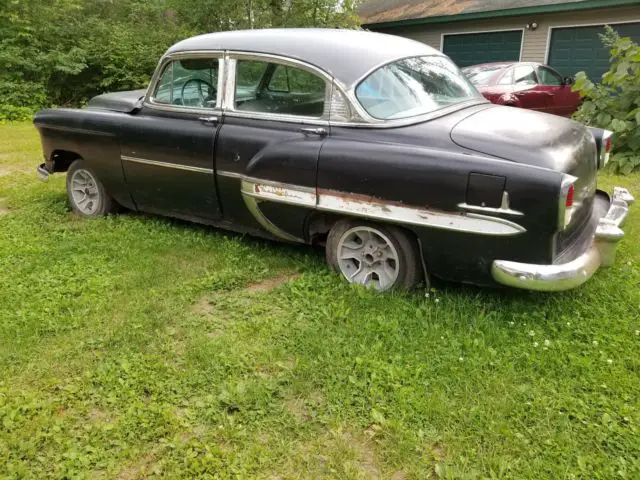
(181, 78, 216, 107)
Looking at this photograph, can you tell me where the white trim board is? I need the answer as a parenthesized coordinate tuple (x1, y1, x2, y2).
(544, 20, 640, 63)
(440, 28, 525, 62)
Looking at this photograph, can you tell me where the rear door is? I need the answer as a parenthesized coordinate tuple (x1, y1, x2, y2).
(214, 55, 330, 242)
(120, 55, 223, 221)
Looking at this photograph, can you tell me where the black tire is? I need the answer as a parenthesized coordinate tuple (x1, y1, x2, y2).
(326, 218, 425, 291)
(66, 159, 116, 217)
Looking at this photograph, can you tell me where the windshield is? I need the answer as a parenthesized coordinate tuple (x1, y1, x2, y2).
(462, 65, 506, 86)
(355, 56, 482, 120)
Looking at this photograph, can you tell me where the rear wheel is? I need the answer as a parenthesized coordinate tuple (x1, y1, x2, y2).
(326, 219, 424, 291)
(66, 159, 115, 217)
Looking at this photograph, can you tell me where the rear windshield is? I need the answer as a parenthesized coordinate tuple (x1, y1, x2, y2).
(462, 65, 506, 86)
(355, 56, 482, 120)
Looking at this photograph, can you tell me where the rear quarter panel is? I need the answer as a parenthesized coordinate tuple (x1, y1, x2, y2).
(320, 116, 562, 286)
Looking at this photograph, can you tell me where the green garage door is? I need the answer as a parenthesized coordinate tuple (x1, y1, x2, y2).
(548, 23, 640, 81)
(442, 30, 522, 68)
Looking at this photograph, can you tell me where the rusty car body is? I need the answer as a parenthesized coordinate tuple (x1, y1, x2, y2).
(34, 29, 634, 291)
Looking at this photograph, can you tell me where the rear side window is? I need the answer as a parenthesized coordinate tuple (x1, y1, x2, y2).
(498, 68, 514, 85)
(513, 65, 538, 85)
(153, 58, 219, 109)
(234, 60, 327, 117)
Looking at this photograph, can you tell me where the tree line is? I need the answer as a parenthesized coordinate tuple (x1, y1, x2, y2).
(0, 0, 358, 119)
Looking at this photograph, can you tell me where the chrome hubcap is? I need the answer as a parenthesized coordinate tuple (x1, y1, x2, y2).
(70, 169, 100, 215)
(337, 226, 400, 291)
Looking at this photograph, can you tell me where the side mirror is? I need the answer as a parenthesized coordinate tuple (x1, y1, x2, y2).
(563, 76, 575, 86)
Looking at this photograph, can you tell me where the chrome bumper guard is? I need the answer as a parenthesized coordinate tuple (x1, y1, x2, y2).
(492, 187, 634, 291)
(37, 163, 50, 182)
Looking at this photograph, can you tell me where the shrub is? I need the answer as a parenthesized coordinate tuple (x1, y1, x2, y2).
(572, 26, 640, 174)
(0, 104, 34, 122)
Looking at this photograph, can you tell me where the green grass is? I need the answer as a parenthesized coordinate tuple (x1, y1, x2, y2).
(1, 121, 639, 479)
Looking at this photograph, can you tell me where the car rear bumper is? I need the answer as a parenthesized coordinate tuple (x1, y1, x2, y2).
(491, 187, 634, 291)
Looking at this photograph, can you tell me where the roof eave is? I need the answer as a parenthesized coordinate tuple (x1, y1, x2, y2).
(362, 0, 640, 29)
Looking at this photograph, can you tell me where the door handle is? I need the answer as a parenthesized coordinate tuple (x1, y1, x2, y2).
(299, 127, 327, 136)
(199, 116, 219, 126)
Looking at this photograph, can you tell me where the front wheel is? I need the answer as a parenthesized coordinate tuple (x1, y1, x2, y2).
(326, 219, 425, 291)
(66, 159, 116, 217)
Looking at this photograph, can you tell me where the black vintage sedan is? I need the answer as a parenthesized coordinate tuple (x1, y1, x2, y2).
(35, 29, 633, 292)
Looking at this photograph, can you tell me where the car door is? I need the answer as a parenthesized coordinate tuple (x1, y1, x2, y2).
(536, 65, 579, 117)
(119, 55, 223, 221)
(214, 55, 330, 242)
(511, 64, 554, 113)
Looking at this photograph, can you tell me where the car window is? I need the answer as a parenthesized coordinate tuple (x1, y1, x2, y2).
(513, 65, 538, 85)
(234, 60, 326, 118)
(462, 65, 505, 86)
(153, 58, 218, 109)
(536, 66, 563, 86)
(355, 55, 481, 120)
(498, 68, 514, 85)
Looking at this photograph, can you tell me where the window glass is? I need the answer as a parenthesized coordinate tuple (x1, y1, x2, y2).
(498, 68, 514, 85)
(537, 66, 563, 86)
(355, 55, 482, 120)
(513, 65, 538, 85)
(152, 58, 218, 108)
(462, 65, 505, 86)
(234, 60, 326, 117)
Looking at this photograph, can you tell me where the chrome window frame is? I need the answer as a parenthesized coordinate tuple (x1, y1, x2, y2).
(223, 52, 333, 125)
(144, 51, 225, 116)
(143, 49, 488, 128)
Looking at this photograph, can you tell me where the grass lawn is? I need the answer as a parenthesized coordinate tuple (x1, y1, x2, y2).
(1, 121, 639, 479)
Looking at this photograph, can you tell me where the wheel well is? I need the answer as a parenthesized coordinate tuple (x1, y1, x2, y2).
(51, 150, 82, 172)
(311, 212, 430, 287)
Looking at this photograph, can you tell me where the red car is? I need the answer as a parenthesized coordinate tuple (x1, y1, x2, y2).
(462, 62, 581, 117)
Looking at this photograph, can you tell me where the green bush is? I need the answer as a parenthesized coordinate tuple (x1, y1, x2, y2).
(0, 104, 34, 122)
(572, 26, 640, 174)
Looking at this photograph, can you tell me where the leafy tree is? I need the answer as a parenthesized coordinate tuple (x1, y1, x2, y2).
(0, 0, 358, 120)
(572, 26, 640, 174)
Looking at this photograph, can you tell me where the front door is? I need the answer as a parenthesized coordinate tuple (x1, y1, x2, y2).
(120, 56, 223, 221)
(511, 64, 554, 113)
(214, 56, 330, 241)
(536, 65, 580, 117)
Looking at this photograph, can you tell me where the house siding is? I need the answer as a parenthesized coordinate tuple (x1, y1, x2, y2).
(373, 5, 640, 63)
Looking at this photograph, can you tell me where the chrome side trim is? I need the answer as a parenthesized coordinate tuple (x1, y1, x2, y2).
(121, 156, 213, 174)
(492, 186, 634, 291)
(317, 189, 526, 236)
(240, 184, 305, 243)
(241, 178, 316, 208)
(234, 177, 526, 237)
(458, 191, 524, 217)
(216, 170, 244, 179)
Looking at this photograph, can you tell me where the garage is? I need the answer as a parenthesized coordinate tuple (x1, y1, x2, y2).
(548, 22, 640, 80)
(442, 30, 523, 68)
